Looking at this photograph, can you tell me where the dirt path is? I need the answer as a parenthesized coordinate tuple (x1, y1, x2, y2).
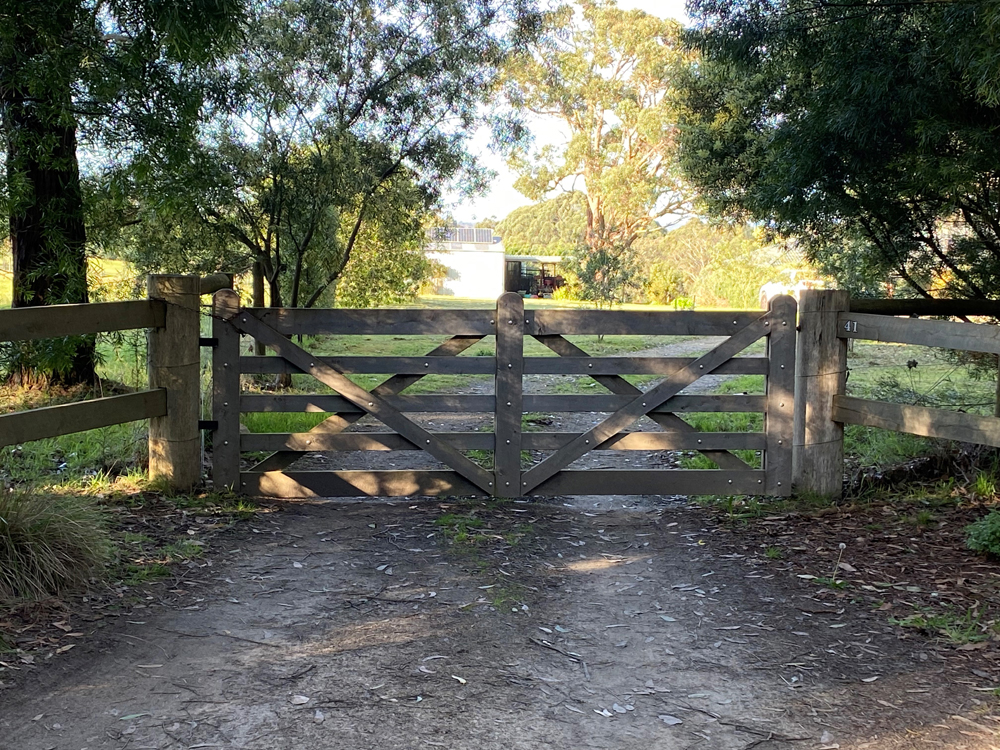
(2, 498, 995, 750)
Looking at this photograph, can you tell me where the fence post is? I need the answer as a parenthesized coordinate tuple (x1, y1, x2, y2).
(793, 289, 850, 499)
(212, 289, 242, 491)
(765, 294, 797, 496)
(147, 274, 202, 491)
(494, 293, 524, 496)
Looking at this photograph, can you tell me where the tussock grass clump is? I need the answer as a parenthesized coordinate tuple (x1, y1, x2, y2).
(0, 492, 111, 601)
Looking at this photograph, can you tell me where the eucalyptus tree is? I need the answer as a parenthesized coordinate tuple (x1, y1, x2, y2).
(130, 0, 540, 312)
(0, 0, 243, 382)
(680, 0, 1000, 300)
(502, 0, 693, 305)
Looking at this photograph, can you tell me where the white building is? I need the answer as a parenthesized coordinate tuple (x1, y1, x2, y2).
(426, 226, 506, 299)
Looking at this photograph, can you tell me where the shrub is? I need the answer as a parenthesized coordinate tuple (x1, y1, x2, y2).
(965, 510, 1000, 557)
(0, 492, 112, 601)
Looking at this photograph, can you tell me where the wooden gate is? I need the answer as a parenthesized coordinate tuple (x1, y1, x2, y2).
(210, 290, 796, 498)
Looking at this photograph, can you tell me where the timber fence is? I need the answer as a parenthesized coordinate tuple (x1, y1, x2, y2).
(793, 291, 1000, 499)
(4, 280, 1000, 499)
(0, 274, 231, 491)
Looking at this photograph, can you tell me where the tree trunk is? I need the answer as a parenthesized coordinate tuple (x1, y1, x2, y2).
(5, 74, 95, 384)
(252, 260, 266, 355)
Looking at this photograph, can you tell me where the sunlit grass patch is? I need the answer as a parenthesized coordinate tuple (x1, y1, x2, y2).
(891, 606, 994, 645)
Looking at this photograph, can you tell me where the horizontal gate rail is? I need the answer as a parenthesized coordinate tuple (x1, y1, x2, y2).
(239, 393, 767, 413)
(245, 307, 768, 337)
(241, 356, 497, 375)
(239, 354, 768, 376)
(240, 431, 767, 452)
(254, 308, 496, 335)
(240, 469, 768, 498)
(526, 310, 761, 336)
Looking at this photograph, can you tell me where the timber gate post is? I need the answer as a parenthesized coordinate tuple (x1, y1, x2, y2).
(147, 274, 202, 491)
(494, 293, 525, 495)
(212, 289, 242, 491)
(765, 294, 797, 494)
(793, 289, 850, 499)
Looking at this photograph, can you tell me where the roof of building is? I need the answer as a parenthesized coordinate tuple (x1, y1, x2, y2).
(505, 255, 563, 263)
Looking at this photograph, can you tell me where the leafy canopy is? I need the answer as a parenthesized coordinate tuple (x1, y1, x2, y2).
(113, 0, 538, 309)
(502, 0, 693, 306)
(680, 0, 1000, 299)
(496, 192, 587, 256)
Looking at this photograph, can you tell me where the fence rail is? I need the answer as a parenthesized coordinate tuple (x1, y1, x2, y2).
(0, 299, 165, 341)
(831, 395, 1000, 448)
(794, 290, 1000, 500)
(0, 274, 230, 491)
(838, 311, 1000, 354)
(0, 390, 167, 448)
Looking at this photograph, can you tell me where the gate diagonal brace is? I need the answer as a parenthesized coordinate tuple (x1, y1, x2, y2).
(520, 313, 772, 494)
(533, 335, 750, 471)
(248, 334, 483, 473)
(222, 306, 495, 495)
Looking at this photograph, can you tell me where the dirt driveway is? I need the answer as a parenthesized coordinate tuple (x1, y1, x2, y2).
(2, 495, 998, 750)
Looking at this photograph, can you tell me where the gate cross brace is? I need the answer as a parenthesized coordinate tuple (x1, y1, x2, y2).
(221, 304, 495, 494)
(532, 335, 751, 471)
(520, 313, 771, 494)
(247, 334, 483, 474)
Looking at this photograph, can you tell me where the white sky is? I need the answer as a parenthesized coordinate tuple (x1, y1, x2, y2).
(447, 0, 690, 224)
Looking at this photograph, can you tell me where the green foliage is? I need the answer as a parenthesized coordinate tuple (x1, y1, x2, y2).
(645, 261, 684, 305)
(680, 0, 1000, 302)
(435, 512, 489, 546)
(891, 607, 992, 645)
(503, 1, 693, 301)
(496, 192, 587, 256)
(637, 220, 804, 308)
(0, 491, 112, 601)
(111, 0, 538, 310)
(333, 223, 435, 308)
(966, 511, 1000, 557)
(564, 237, 638, 308)
(843, 425, 934, 471)
(0, 0, 243, 382)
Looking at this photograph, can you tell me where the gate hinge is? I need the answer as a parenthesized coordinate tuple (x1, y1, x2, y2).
(198, 420, 218, 430)
(199, 337, 218, 347)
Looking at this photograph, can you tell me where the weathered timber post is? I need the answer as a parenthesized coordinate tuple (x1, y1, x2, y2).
(147, 274, 202, 491)
(212, 289, 242, 492)
(793, 289, 850, 499)
(765, 294, 797, 496)
(494, 293, 525, 496)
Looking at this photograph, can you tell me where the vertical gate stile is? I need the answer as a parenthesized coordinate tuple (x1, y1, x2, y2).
(212, 290, 242, 491)
(765, 294, 797, 495)
(494, 293, 525, 496)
